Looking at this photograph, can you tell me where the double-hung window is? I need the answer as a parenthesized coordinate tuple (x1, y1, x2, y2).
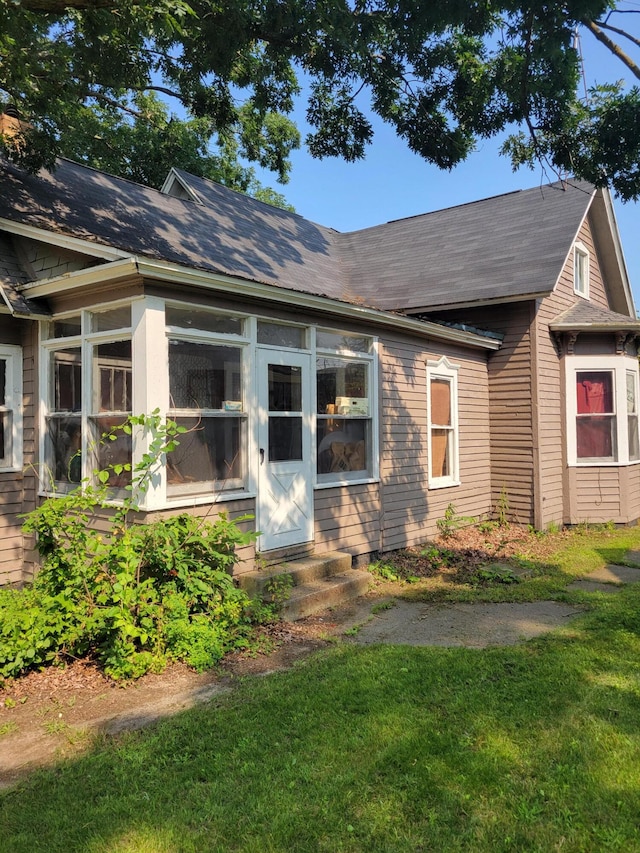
(569, 356, 640, 465)
(0, 345, 22, 471)
(166, 305, 247, 496)
(427, 357, 459, 488)
(316, 331, 374, 483)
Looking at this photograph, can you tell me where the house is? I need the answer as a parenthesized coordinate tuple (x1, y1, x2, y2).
(1, 153, 639, 588)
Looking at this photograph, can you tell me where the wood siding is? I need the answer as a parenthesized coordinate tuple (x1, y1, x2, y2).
(314, 483, 381, 555)
(379, 332, 492, 548)
(567, 467, 622, 523)
(432, 303, 536, 525)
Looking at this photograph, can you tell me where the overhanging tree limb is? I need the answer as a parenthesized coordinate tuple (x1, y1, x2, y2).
(583, 18, 640, 81)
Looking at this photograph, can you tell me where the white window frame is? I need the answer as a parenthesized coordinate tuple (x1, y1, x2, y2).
(567, 355, 640, 466)
(427, 356, 460, 489)
(0, 344, 22, 472)
(314, 329, 378, 487)
(574, 242, 590, 299)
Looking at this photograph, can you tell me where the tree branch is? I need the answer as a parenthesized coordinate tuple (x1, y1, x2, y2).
(17, 0, 117, 11)
(582, 18, 640, 81)
(595, 18, 640, 51)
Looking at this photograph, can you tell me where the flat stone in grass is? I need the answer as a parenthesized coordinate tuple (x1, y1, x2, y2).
(567, 579, 621, 594)
(624, 550, 640, 568)
(579, 564, 640, 586)
(352, 600, 580, 648)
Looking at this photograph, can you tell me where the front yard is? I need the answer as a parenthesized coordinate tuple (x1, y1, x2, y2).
(2, 523, 640, 852)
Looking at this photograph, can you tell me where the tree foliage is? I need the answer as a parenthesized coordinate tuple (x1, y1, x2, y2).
(1, 1, 639, 199)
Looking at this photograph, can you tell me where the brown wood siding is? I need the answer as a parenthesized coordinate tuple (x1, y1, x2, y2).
(378, 332, 492, 549)
(574, 216, 609, 309)
(314, 483, 381, 555)
(567, 467, 622, 523)
(432, 303, 536, 525)
(622, 465, 640, 524)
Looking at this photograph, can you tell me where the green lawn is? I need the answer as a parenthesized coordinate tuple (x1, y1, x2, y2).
(2, 528, 640, 852)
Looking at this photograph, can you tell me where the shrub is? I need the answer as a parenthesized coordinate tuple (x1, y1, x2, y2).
(1, 414, 262, 681)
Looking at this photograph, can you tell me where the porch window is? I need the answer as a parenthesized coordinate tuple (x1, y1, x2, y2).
(427, 357, 459, 488)
(316, 345, 373, 482)
(89, 340, 132, 489)
(166, 340, 244, 494)
(628, 371, 639, 461)
(0, 346, 21, 471)
(45, 347, 82, 489)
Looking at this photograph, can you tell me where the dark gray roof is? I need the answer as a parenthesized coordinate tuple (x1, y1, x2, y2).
(550, 300, 640, 331)
(337, 181, 595, 311)
(0, 158, 599, 314)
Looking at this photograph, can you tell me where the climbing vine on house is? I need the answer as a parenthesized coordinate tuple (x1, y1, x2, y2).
(0, 413, 267, 681)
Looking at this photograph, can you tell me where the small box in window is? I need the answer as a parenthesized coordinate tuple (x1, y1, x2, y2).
(335, 396, 368, 415)
(223, 400, 242, 411)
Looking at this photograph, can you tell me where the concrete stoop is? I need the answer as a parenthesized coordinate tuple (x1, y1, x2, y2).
(238, 550, 371, 621)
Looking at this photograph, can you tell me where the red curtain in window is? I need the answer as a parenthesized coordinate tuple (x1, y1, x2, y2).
(576, 373, 614, 458)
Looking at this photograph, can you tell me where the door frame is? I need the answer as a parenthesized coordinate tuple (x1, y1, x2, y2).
(255, 348, 315, 552)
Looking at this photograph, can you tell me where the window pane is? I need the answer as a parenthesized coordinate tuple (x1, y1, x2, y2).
(0, 411, 10, 464)
(576, 416, 616, 459)
(90, 416, 132, 487)
(44, 317, 81, 339)
(577, 372, 613, 414)
(316, 331, 371, 353)
(317, 418, 368, 474)
(431, 428, 450, 478)
(269, 365, 302, 412)
(46, 416, 82, 484)
(629, 417, 640, 461)
(93, 341, 132, 412)
(166, 306, 242, 335)
(258, 322, 305, 348)
(269, 416, 302, 461)
(316, 357, 368, 414)
(169, 341, 241, 409)
(91, 306, 131, 332)
(431, 378, 451, 426)
(51, 348, 82, 412)
(0, 359, 5, 405)
(167, 416, 242, 489)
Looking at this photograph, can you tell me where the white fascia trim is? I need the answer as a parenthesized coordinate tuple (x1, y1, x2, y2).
(134, 259, 502, 351)
(550, 188, 596, 295)
(601, 186, 636, 317)
(19, 257, 140, 297)
(405, 290, 551, 314)
(0, 217, 134, 262)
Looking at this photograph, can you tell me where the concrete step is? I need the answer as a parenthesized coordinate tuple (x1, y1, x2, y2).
(281, 569, 371, 621)
(237, 550, 370, 621)
(238, 550, 352, 599)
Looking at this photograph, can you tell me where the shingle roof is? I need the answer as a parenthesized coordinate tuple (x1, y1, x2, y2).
(0, 158, 598, 314)
(0, 232, 49, 315)
(550, 300, 640, 331)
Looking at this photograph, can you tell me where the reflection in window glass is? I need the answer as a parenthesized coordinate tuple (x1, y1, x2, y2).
(91, 306, 131, 332)
(166, 306, 243, 335)
(269, 416, 302, 461)
(576, 371, 616, 460)
(627, 371, 639, 461)
(316, 358, 367, 414)
(47, 416, 82, 485)
(169, 341, 241, 410)
(44, 317, 81, 339)
(317, 418, 367, 474)
(268, 365, 301, 412)
(93, 341, 132, 412)
(316, 330, 371, 353)
(51, 348, 82, 412)
(167, 416, 242, 493)
(258, 322, 305, 348)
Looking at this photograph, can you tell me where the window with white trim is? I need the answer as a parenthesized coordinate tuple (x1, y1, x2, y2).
(568, 356, 640, 465)
(574, 242, 589, 298)
(41, 306, 132, 493)
(316, 331, 374, 483)
(166, 306, 248, 496)
(0, 345, 22, 471)
(427, 357, 459, 488)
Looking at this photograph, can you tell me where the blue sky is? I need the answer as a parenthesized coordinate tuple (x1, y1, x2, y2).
(256, 23, 640, 309)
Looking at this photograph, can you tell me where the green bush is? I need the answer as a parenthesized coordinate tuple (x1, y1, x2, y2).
(1, 414, 264, 681)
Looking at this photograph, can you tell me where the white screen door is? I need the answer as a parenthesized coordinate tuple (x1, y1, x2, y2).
(256, 350, 314, 551)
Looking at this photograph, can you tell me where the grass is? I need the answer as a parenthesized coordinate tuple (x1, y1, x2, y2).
(2, 527, 640, 852)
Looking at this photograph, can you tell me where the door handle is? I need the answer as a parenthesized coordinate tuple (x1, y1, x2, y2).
(260, 448, 265, 465)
